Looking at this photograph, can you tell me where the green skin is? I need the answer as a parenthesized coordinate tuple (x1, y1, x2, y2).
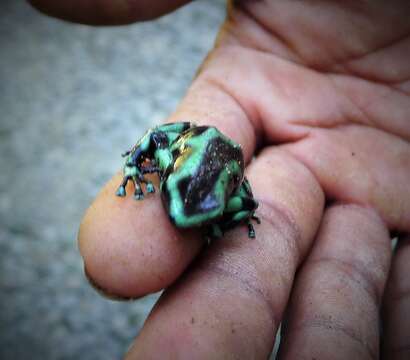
(116, 122, 260, 239)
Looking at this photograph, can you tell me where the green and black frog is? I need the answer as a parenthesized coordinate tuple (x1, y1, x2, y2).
(116, 122, 260, 239)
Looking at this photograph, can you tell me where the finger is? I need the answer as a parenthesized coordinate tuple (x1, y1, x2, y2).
(285, 125, 410, 232)
(78, 173, 204, 298)
(28, 0, 192, 25)
(277, 204, 391, 360)
(125, 147, 324, 358)
(79, 55, 258, 298)
(382, 234, 410, 360)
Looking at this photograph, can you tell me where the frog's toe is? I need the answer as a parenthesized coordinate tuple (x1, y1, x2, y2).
(247, 223, 256, 238)
(252, 215, 261, 224)
(116, 186, 126, 197)
(208, 224, 223, 239)
(134, 191, 144, 200)
(146, 183, 155, 193)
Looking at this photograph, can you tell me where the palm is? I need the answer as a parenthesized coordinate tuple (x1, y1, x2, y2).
(159, 3, 409, 358)
(192, 0, 410, 228)
(31, 0, 410, 358)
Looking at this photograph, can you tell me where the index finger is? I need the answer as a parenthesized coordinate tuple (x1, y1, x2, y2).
(78, 61, 257, 298)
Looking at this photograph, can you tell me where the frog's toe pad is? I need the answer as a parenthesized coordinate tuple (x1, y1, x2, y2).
(248, 224, 256, 238)
(116, 186, 126, 197)
(146, 183, 155, 193)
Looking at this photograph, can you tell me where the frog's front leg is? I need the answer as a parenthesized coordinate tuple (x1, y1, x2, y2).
(116, 164, 146, 199)
(116, 175, 131, 197)
(137, 163, 162, 194)
(115, 174, 144, 200)
(117, 122, 193, 199)
(141, 164, 160, 175)
(131, 176, 144, 200)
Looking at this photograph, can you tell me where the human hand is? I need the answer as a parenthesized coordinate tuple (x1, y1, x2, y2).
(30, 0, 410, 358)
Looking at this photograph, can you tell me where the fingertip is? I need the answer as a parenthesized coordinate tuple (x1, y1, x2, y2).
(78, 174, 203, 298)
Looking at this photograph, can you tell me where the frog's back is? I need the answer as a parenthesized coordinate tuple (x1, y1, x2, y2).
(162, 126, 244, 228)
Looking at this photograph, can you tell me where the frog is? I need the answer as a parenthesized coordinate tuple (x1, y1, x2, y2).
(116, 122, 260, 239)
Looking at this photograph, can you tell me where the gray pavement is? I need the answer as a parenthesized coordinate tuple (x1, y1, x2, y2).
(0, 1, 225, 359)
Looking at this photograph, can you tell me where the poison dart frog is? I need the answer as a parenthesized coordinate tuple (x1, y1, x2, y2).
(116, 122, 260, 239)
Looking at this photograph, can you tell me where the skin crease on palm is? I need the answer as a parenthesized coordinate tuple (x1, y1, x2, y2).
(29, 0, 410, 359)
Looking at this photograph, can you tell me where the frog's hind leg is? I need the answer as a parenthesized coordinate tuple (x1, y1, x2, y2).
(247, 215, 261, 237)
(205, 223, 224, 241)
(223, 207, 259, 238)
(222, 207, 259, 238)
(221, 182, 259, 238)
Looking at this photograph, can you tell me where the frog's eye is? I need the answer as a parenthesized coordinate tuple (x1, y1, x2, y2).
(152, 132, 169, 149)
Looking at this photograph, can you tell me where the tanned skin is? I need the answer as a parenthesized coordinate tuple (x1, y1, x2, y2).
(29, 1, 410, 358)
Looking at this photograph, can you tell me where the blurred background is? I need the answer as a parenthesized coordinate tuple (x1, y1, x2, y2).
(0, 1, 225, 358)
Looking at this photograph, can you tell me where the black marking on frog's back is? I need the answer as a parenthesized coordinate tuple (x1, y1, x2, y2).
(178, 136, 244, 217)
(182, 125, 210, 138)
(170, 126, 210, 159)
